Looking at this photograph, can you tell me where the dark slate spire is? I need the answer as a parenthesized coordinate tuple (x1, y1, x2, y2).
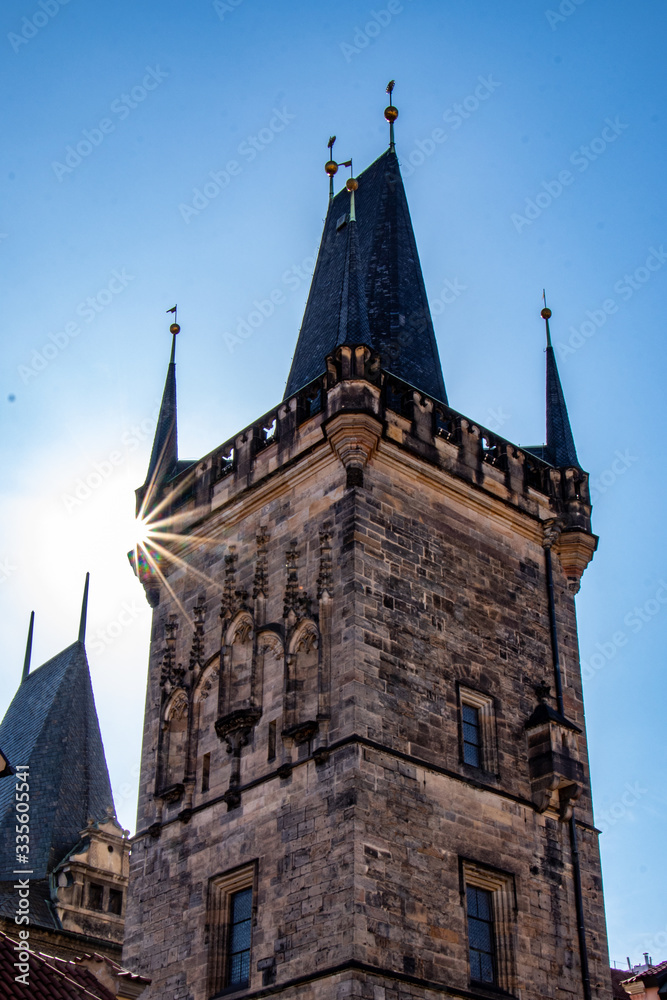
(284, 149, 447, 403)
(137, 329, 179, 514)
(0, 614, 114, 883)
(21, 610, 35, 684)
(335, 181, 371, 348)
(543, 306, 581, 468)
(78, 572, 90, 644)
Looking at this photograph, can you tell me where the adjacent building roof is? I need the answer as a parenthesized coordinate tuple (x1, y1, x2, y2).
(0, 641, 114, 884)
(0, 930, 150, 999)
(283, 148, 448, 403)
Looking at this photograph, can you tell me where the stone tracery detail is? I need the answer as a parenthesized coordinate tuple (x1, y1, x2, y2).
(160, 615, 185, 692)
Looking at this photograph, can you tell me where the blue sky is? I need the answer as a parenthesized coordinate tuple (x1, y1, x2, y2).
(1, 0, 665, 968)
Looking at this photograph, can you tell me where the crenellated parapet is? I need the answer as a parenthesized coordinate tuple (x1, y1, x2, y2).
(135, 343, 595, 612)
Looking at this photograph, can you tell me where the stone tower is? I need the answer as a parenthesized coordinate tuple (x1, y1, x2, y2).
(123, 135, 612, 999)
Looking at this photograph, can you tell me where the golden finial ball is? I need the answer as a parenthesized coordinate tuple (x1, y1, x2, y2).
(384, 104, 399, 123)
(325, 160, 338, 177)
(540, 307, 552, 320)
(170, 323, 180, 335)
(346, 177, 358, 192)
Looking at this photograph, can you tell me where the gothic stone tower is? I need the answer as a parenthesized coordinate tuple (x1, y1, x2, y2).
(123, 144, 612, 1000)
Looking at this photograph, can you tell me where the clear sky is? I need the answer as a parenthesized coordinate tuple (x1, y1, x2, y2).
(1, 0, 665, 969)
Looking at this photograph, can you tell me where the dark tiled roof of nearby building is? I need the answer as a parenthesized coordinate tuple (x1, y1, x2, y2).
(284, 148, 448, 404)
(546, 343, 580, 468)
(611, 967, 629, 997)
(0, 930, 116, 999)
(0, 879, 59, 930)
(0, 641, 114, 885)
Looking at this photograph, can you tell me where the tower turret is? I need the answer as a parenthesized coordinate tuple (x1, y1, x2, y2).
(543, 304, 581, 469)
(136, 322, 180, 517)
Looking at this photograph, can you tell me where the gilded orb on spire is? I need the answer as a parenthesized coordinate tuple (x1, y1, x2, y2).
(384, 79, 398, 149)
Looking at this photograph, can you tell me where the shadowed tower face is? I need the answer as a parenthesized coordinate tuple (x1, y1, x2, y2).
(123, 113, 611, 1000)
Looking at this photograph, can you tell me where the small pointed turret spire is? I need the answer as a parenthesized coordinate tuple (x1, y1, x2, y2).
(21, 611, 35, 683)
(78, 572, 90, 644)
(384, 80, 398, 151)
(542, 298, 580, 468)
(136, 312, 180, 514)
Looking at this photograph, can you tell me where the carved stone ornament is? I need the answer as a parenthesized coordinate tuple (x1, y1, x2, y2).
(160, 615, 187, 691)
(215, 707, 262, 754)
(220, 548, 248, 621)
(158, 782, 185, 805)
(282, 720, 319, 745)
(317, 529, 333, 599)
(325, 411, 382, 485)
(554, 529, 598, 594)
(283, 543, 311, 622)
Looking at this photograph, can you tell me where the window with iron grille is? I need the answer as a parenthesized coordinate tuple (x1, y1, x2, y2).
(207, 863, 256, 996)
(462, 704, 482, 767)
(461, 859, 517, 994)
(467, 884, 496, 984)
(227, 888, 252, 987)
(458, 686, 498, 774)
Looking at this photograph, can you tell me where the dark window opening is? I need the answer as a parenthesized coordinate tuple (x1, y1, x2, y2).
(268, 720, 276, 762)
(467, 885, 496, 985)
(462, 703, 482, 767)
(202, 752, 211, 793)
(108, 888, 123, 915)
(227, 887, 252, 987)
(88, 883, 104, 911)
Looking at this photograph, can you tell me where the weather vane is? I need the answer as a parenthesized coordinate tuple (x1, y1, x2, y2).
(344, 159, 358, 220)
(325, 136, 339, 203)
(384, 79, 398, 150)
(166, 305, 180, 336)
